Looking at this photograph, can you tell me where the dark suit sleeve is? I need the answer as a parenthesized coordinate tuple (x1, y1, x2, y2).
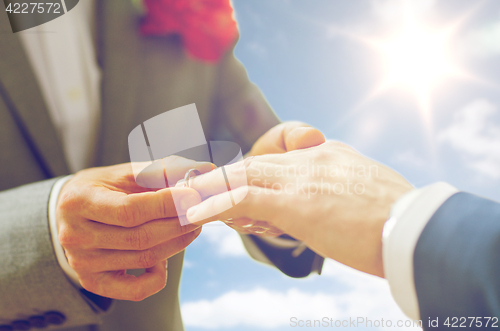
(414, 193, 500, 328)
(213, 47, 324, 278)
(245, 235, 325, 278)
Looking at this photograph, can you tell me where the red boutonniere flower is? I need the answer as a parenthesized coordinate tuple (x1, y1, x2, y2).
(140, 0, 239, 63)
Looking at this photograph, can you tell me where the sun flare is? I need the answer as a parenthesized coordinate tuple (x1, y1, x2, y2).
(370, 22, 462, 117)
(380, 26, 451, 91)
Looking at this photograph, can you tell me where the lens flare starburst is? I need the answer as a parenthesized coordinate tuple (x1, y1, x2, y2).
(371, 21, 462, 121)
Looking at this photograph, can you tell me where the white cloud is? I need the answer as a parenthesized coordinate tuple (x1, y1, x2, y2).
(462, 20, 500, 58)
(182, 260, 417, 330)
(201, 222, 247, 257)
(439, 99, 500, 179)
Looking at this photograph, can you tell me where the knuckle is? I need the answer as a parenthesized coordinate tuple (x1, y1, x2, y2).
(160, 199, 170, 219)
(57, 188, 80, 214)
(118, 199, 137, 226)
(57, 225, 71, 246)
(157, 271, 168, 290)
(58, 225, 79, 247)
(243, 156, 255, 170)
(132, 275, 166, 301)
(79, 276, 98, 294)
(127, 227, 152, 250)
(178, 230, 197, 248)
(59, 224, 93, 248)
(131, 287, 148, 302)
(67, 254, 89, 273)
(138, 249, 158, 269)
(131, 278, 165, 302)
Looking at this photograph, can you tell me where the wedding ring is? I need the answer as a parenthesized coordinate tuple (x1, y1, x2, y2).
(222, 218, 234, 225)
(251, 227, 269, 234)
(183, 169, 201, 188)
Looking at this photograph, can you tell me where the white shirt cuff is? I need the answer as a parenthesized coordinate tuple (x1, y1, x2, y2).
(382, 182, 459, 320)
(49, 175, 82, 287)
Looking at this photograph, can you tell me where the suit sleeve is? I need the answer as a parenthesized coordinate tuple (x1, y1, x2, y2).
(414, 192, 500, 326)
(212, 47, 324, 278)
(0, 179, 110, 329)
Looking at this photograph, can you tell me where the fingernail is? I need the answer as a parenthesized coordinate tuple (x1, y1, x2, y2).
(180, 194, 200, 211)
(196, 162, 216, 172)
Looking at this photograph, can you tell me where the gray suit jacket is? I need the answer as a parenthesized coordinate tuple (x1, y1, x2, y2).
(0, 1, 322, 330)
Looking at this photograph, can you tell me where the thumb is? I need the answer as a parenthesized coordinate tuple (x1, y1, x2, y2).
(284, 126, 326, 151)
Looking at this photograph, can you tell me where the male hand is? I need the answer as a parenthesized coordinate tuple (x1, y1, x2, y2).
(185, 142, 413, 277)
(222, 121, 325, 236)
(56, 157, 212, 301)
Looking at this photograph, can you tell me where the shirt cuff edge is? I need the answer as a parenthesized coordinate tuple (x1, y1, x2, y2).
(48, 175, 81, 287)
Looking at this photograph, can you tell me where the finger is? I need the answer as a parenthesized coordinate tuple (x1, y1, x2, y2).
(285, 127, 325, 151)
(130, 157, 213, 191)
(178, 161, 248, 199)
(249, 121, 312, 155)
(186, 159, 288, 199)
(82, 187, 202, 227)
(176, 166, 229, 198)
(186, 186, 286, 225)
(87, 218, 201, 250)
(226, 219, 277, 235)
(70, 228, 202, 273)
(162, 155, 215, 186)
(79, 260, 168, 301)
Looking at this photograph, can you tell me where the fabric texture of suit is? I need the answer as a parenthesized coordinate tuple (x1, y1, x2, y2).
(0, 0, 322, 330)
(414, 192, 500, 329)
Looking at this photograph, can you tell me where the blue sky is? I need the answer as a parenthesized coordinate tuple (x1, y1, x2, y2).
(180, 1, 500, 330)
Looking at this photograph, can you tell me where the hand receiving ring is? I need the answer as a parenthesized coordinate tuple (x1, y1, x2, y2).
(181, 169, 202, 188)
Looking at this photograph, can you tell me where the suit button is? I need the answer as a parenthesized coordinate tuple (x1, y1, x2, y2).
(0, 325, 13, 331)
(43, 311, 66, 325)
(27, 316, 47, 329)
(11, 320, 30, 330)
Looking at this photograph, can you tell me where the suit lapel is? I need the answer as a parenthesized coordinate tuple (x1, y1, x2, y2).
(0, 7, 69, 177)
(93, 0, 143, 167)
